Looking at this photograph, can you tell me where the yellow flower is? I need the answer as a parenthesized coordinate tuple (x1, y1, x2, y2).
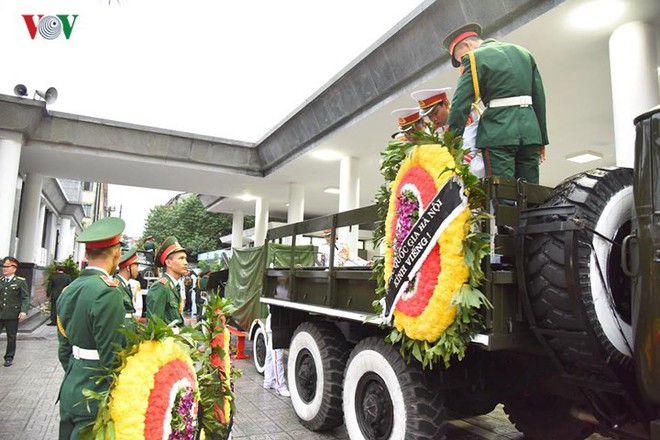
(384, 144, 470, 342)
(109, 338, 196, 440)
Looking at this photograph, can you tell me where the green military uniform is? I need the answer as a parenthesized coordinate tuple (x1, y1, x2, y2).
(116, 247, 138, 323)
(57, 268, 125, 438)
(146, 236, 186, 326)
(115, 275, 136, 327)
(0, 273, 29, 363)
(445, 24, 548, 184)
(47, 270, 71, 325)
(146, 274, 183, 326)
(57, 217, 126, 439)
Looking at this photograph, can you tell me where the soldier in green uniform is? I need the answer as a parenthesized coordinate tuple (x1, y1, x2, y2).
(47, 264, 71, 326)
(56, 217, 127, 439)
(1, 257, 29, 367)
(146, 236, 187, 327)
(443, 22, 548, 184)
(115, 247, 139, 326)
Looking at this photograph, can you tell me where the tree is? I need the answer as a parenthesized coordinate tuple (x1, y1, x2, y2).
(141, 194, 254, 256)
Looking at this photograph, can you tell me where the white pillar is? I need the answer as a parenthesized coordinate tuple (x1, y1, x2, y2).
(0, 136, 23, 257)
(287, 183, 305, 245)
(609, 21, 659, 168)
(338, 156, 360, 255)
(37, 203, 46, 265)
(56, 217, 72, 261)
(46, 211, 58, 262)
(17, 173, 44, 264)
(231, 210, 244, 249)
(254, 197, 269, 247)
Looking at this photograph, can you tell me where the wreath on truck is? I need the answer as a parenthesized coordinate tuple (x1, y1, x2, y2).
(372, 129, 492, 368)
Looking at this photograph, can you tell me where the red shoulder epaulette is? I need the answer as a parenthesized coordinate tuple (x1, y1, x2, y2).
(158, 278, 168, 285)
(101, 276, 120, 287)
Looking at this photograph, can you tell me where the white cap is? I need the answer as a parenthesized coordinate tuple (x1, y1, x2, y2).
(411, 88, 451, 116)
(391, 107, 421, 131)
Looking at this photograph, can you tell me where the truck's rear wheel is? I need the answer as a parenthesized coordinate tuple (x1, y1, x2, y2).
(503, 392, 593, 440)
(252, 325, 266, 375)
(526, 167, 634, 371)
(288, 321, 349, 431)
(342, 337, 446, 440)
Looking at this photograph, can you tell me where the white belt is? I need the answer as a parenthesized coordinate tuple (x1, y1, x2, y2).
(489, 95, 532, 108)
(125, 313, 133, 318)
(72, 345, 100, 360)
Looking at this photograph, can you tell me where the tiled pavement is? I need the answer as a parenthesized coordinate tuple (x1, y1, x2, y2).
(0, 316, 613, 440)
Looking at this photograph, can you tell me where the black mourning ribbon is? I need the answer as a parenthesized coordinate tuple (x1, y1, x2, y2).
(382, 177, 467, 321)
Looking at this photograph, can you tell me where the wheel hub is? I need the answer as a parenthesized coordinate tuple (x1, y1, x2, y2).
(355, 372, 393, 440)
(295, 348, 317, 403)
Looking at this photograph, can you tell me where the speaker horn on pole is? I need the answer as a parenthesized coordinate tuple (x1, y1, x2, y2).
(13, 84, 28, 97)
(35, 87, 58, 104)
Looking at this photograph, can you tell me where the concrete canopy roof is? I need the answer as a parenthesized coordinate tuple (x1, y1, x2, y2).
(3, 0, 660, 220)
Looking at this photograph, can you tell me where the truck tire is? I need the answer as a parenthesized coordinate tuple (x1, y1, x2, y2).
(526, 167, 634, 371)
(252, 325, 267, 375)
(503, 392, 593, 440)
(288, 321, 349, 431)
(343, 337, 446, 440)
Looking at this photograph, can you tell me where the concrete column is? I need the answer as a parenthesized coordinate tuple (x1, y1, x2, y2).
(254, 197, 269, 247)
(56, 217, 72, 261)
(17, 173, 44, 264)
(231, 210, 244, 249)
(37, 203, 46, 265)
(0, 136, 22, 257)
(74, 239, 85, 265)
(46, 211, 58, 262)
(70, 224, 78, 261)
(339, 156, 360, 255)
(286, 183, 305, 245)
(609, 21, 659, 168)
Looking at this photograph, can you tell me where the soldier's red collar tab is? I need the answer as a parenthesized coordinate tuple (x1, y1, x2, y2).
(101, 275, 120, 287)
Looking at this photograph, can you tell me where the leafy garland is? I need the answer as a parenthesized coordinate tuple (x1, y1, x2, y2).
(80, 295, 240, 440)
(372, 128, 492, 369)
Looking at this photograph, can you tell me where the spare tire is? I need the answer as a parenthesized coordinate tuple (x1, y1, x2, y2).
(525, 167, 634, 373)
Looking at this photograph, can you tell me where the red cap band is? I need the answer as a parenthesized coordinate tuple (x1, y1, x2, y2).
(398, 112, 420, 126)
(418, 92, 448, 108)
(118, 254, 138, 269)
(449, 31, 478, 54)
(159, 243, 180, 266)
(5, 261, 18, 268)
(85, 234, 122, 249)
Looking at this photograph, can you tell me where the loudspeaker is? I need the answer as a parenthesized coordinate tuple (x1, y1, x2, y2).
(13, 84, 28, 97)
(36, 87, 58, 104)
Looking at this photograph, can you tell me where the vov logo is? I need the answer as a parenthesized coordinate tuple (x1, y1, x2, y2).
(22, 15, 79, 40)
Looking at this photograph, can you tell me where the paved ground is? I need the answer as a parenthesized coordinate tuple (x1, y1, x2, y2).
(0, 314, 612, 440)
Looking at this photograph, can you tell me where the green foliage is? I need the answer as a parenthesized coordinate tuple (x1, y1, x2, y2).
(141, 194, 255, 256)
(197, 260, 210, 273)
(43, 256, 80, 287)
(81, 305, 241, 440)
(371, 129, 493, 369)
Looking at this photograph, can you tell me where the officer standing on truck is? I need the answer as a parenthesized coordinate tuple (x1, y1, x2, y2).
(411, 88, 451, 131)
(390, 107, 425, 142)
(56, 217, 126, 439)
(443, 22, 548, 184)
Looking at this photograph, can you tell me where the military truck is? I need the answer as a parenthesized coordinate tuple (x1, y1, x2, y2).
(255, 107, 660, 440)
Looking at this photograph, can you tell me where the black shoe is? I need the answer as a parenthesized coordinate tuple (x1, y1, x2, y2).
(4, 359, 12, 367)
(47, 322, 57, 326)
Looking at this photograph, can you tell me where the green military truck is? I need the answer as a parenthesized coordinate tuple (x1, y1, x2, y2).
(256, 107, 660, 440)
